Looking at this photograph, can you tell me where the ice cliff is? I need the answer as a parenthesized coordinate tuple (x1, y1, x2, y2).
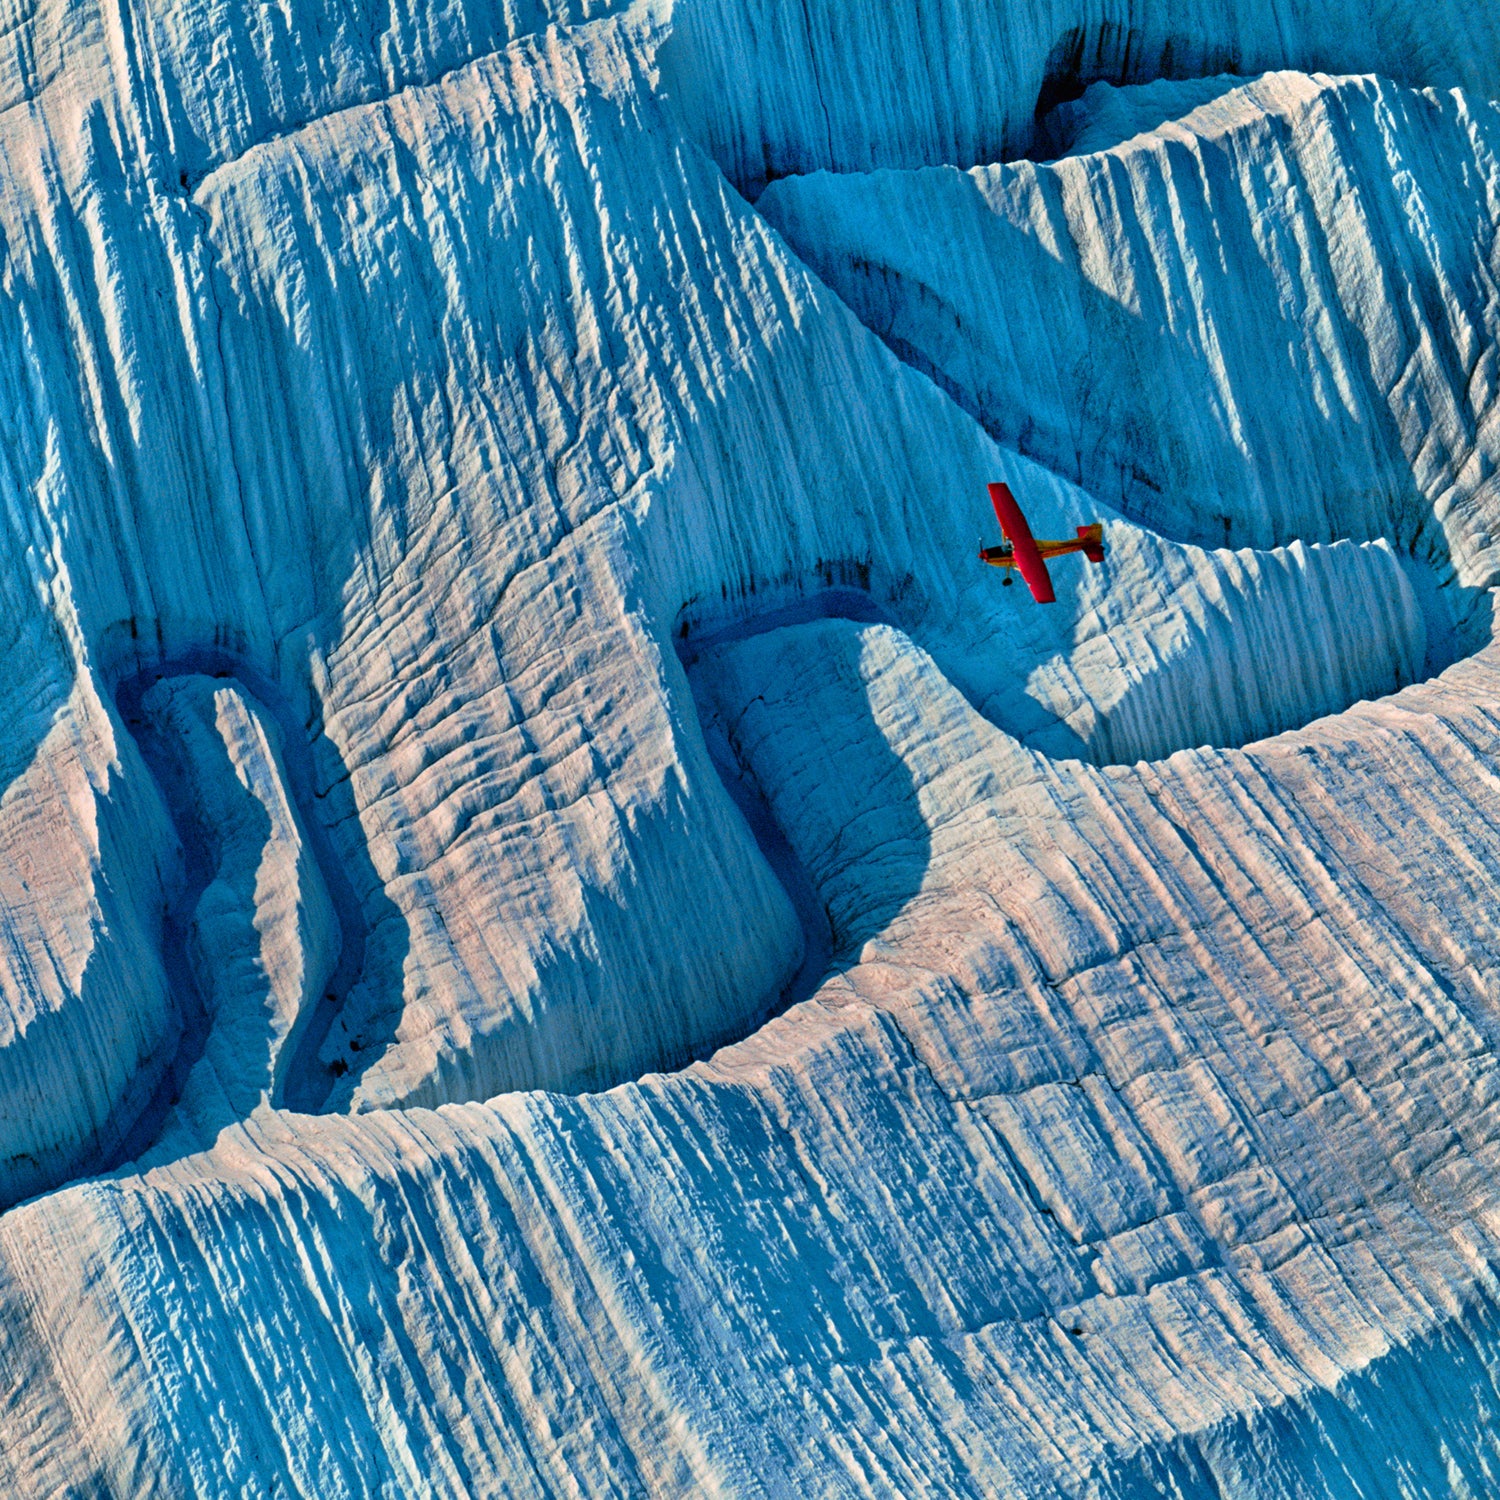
(1, 0, 1500, 1493)
(659, 0, 1500, 195)
(759, 71, 1500, 585)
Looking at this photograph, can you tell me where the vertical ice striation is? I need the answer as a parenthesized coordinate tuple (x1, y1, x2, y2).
(921, 527, 1426, 764)
(759, 72, 1500, 600)
(10, 622, 1500, 1493)
(659, 0, 1500, 194)
(127, 674, 339, 1154)
(0, 0, 1497, 1491)
(0, 676, 179, 1209)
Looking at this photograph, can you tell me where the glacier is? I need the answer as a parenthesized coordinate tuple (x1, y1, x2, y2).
(758, 71, 1500, 579)
(658, 0, 1500, 195)
(1, 0, 1500, 1492)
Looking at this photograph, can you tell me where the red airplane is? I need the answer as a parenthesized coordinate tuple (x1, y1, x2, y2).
(978, 482, 1105, 603)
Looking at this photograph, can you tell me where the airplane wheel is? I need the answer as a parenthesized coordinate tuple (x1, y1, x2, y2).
(1002, 577, 1013, 587)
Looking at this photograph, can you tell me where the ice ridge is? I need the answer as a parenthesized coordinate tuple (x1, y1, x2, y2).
(0, 0, 1498, 1494)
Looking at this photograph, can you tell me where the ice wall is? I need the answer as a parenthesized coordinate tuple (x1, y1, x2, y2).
(760, 72, 1500, 592)
(127, 674, 339, 1155)
(659, 0, 1500, 194)
(0, 2, 1435, 1191)
(0, 0, 1498, 1490)
(11, 627, 1500, 1494)
(0, 677, 180, 1208)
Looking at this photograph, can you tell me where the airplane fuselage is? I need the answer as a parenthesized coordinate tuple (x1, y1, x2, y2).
(979, 524, 1104, 574)
(980, 483, 1105, 602)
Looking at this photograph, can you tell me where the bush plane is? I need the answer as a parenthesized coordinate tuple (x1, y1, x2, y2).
(978, 482, 1105, 603)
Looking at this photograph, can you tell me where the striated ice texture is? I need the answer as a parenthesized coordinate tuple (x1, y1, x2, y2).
(762, 73, 1500, 597)
(128, 673, 339, 1149)
(758, 71, 1500, 587)
(0, 0, 1499, 1493)
(658, 0, 1500, 195)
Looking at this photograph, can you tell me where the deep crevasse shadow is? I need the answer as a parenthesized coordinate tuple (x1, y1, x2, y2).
(101, 648, 410, 1174)
(680, 599, 934, 1015)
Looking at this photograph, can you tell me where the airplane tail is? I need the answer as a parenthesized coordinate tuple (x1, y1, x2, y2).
(1076, 523, 1106, 564)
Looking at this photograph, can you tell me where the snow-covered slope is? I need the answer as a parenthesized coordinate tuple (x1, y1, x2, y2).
(2, 0, 1500, 1492)
(13, 629, 1500, 1494)
(126, 672, 339, 1150)
(760, 71, 1500, 598)
(660, 0, 1500, 194)
(0, 7, 1438, 1197)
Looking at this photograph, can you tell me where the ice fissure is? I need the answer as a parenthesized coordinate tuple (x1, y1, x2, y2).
(109, 657, 363, 1154)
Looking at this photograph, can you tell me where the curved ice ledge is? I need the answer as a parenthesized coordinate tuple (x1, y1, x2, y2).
(95, 654, 368, 1170)
(4, 0, 1500, 1476)
(63, 513, 1472, 1200)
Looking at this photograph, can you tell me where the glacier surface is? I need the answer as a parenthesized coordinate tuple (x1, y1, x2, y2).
(1, 0, 1500, 1493)
(759, 71, 1500, 580)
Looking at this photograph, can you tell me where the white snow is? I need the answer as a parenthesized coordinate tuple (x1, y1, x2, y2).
(0, 0, 1499, 1493)
(758, 71, 1500, 600)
